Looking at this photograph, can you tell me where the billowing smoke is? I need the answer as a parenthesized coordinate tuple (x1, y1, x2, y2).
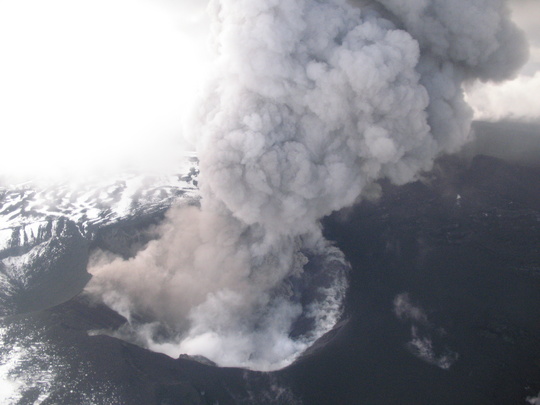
(86, 0, 527, 370)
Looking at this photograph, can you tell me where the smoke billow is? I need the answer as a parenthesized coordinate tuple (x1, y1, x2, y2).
(86, 0, 527, 370)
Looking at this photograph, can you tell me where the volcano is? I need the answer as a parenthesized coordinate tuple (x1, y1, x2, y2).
(1, 129, 539, 404)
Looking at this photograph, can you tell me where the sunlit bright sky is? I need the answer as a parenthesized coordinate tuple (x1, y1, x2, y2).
(0, 0, 209, 182)
(0, 0, 538, 183)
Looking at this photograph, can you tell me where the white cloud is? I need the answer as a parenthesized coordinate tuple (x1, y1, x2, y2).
(465, 0, 540, 121)
(466, 71, 540, 121)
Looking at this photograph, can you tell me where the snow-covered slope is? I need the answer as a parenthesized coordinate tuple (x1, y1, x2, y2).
(0, 155, 199, 316)
(0, 156, 199, 246)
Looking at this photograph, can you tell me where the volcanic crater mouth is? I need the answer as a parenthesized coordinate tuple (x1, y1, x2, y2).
(87, 241, 350, 371)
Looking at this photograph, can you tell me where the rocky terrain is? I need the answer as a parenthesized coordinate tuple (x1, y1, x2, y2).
(1, 151, 539, 404)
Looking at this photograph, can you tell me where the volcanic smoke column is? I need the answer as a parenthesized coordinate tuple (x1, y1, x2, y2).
(87, 0, 527, 370)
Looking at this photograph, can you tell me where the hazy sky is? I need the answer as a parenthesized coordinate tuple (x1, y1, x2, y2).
(0, 0, 538, 182)
(0, 0, 209, 181)
(466, 0, 540, 120)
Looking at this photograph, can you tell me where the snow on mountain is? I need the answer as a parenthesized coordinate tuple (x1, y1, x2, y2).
(0, 155, 200, 316)
(0, 155, 199, 243)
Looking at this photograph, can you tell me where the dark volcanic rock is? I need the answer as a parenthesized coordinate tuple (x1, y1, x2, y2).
(281, 154, 540, 405)
(89, 209, 167, 259)
(0, 218, 90, 316)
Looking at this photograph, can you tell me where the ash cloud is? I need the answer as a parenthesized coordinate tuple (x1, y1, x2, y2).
(87, 0, 527, 370)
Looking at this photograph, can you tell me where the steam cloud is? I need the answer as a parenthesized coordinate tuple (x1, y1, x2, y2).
(86, 0, 527, 370)
(394, 293, 458, 370)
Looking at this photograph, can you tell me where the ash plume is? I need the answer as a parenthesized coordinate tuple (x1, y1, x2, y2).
(86, 0, 527, 370)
